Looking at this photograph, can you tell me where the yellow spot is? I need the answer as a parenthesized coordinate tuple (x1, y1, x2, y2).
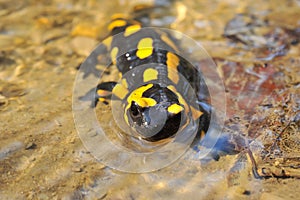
(127, 84, 153, 103)
(124, 84, 157, 120)
(167, 69, 180, 84)
(161, 33, 179, 52)
(167, 85, 189, 114)
(95, 64, 106, 71)
(121, 78, 128, 88)
(168, 104, 183, 114)
(97, 89, 110, 97)
(108, 20, 127, 31)
(127, 84, 156, 107)
(135, 98, 156, 107)
(166, 85, 176, 92)
(98, 97, 106, 102)
(200, 130, 206, 139)
(124, 84, 157, 125)
(143, 68, 158, 82)
(118, 72, 122, 79)
(166, 52, 180, 84)
(124, 24, 141, 37)
(190, 106, 203, 120)
(103, 36, 113, 50)
(112, 79, 128, 100)
(136, 38, 153, 59)
(166, 52, 180, 68)
(110, 47, 118, 64)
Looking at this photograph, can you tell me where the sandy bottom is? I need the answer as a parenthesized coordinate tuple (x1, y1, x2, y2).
(0, 0, 299, 199)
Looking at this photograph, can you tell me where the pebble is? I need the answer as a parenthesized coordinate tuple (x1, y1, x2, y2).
(72, 167, 82, 172)
(25, 142, 36, 150)
(242, 190, 251, 195)
(13, 63, 26, 78)
(0, 81, 26, 98)
(0, 95, 8, 108)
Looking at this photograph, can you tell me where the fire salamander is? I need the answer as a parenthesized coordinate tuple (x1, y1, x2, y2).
(81, 11, 211, 143)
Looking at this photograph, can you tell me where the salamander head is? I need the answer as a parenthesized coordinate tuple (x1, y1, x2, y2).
(124, 83, 184, 141)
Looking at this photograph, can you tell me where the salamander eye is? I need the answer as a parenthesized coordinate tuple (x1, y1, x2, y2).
(130, 101, 139, 117)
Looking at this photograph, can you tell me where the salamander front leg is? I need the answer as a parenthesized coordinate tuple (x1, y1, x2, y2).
(79, 81, 117, 107)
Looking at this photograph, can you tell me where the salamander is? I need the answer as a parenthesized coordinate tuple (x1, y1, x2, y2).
(80, 9, 211, 143)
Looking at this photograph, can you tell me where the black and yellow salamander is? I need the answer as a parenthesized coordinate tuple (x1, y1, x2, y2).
(80, 11, 211, 143)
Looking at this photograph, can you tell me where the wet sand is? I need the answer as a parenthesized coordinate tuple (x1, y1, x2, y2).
(0, 0, 299, 199)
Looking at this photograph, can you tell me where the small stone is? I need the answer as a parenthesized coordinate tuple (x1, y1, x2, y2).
(242, 190, 251, 195)
(25, 142, 36, 150)
(0, 95, 8, 108)
(29, 157, 36, 162)
(54, 119, 62, 127)
(72, 167, 82, 172)
(13, 63, 26, 77)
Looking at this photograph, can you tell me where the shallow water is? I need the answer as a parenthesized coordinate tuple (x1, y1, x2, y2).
(0, 0, 299, 199)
